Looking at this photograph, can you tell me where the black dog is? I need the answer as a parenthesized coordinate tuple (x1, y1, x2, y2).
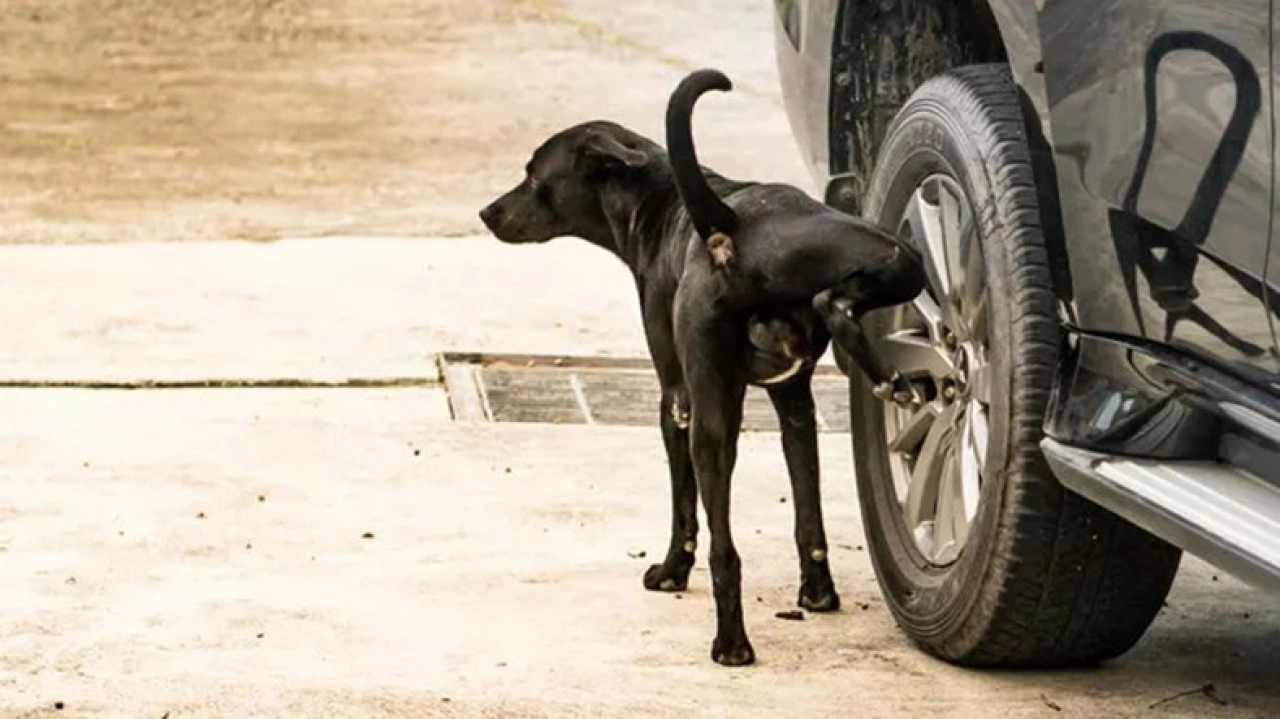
(480, 69, 925, 666)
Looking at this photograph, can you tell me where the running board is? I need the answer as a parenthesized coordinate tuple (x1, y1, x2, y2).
(1042, 438, 1280, 593)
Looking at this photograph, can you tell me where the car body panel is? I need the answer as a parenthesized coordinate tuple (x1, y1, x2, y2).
(772, 0, 840, 187)
(1038, 0, 1277, 379)
(771, 0, 1280, 399)
(1044, 325, 1280, 473)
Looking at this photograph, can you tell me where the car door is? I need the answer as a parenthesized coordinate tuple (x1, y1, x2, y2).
(1039, 0, 1277, 378)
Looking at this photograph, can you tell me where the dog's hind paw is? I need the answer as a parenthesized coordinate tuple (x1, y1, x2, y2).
(643, 562, 691, 592)
(711, 634, 756, 667)
(812, 288, 849, 318)
(798, 586, 841, 613)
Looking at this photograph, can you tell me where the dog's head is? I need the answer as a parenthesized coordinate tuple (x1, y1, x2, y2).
(479, 121, 652, 244)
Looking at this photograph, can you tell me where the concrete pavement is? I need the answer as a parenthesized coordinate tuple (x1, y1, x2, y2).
(0, 237, 647, 382)
(1, 237, 1279, 718)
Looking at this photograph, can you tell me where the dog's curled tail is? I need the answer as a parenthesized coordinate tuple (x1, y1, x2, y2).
(666, 68, 738, 268)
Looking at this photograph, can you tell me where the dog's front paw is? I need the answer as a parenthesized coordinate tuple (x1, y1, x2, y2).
(711, 633, 756, 667)
(643, 562, 691, 592)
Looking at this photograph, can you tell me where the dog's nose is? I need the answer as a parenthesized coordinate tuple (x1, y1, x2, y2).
(479, 204, 499, 227)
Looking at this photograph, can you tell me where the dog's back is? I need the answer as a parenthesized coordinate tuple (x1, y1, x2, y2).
(679, 181, 912, 311)
(665, 69, 912, 304)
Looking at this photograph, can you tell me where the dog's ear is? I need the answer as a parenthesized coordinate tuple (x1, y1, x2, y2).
(578, 131, 648, 170)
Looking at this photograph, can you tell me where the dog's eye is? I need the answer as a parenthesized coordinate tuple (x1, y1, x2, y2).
(535, 182, 553, 204)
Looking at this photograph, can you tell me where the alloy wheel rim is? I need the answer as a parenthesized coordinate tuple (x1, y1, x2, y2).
(877, 173, 992, 567)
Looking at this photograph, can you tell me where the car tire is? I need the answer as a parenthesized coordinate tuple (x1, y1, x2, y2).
(851, 64, 1183, 667)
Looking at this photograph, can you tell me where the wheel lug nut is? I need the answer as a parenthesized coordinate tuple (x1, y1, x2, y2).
(944, 331, 957, 349)
(942, 384, 957, 401)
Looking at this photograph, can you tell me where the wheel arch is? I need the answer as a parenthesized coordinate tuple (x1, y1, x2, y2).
(824, 0, 1074, 307)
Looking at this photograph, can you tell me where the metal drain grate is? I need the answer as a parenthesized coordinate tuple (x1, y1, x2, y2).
(438, 353, 850, 432)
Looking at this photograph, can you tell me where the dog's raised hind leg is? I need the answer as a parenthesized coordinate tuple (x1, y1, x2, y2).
(814, 289, 920, 405)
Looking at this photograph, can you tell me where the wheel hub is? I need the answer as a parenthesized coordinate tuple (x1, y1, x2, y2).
(876, 173, 992, 567)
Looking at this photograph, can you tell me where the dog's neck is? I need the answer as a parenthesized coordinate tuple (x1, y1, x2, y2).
(594, 174, 679, 279)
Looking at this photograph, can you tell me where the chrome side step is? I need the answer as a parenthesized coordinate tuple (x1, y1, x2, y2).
(1042, 438, 1280, 593)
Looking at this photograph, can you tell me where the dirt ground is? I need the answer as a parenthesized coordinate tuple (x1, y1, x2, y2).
(0, 0, 809, 244)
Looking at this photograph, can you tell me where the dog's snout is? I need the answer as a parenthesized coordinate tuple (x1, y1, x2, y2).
(479, 203, 500, 227)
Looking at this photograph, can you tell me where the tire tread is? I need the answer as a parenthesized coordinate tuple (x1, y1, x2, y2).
(861, 64, 1180, 667)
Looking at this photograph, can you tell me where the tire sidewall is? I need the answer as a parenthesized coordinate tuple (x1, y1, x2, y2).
(853, 79, 1025, 651)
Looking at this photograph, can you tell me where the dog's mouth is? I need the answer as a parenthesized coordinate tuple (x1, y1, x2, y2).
(479, 199, 548, 244)
(479, 210, 562, 246)
(478, 208, 520, 243)
(483, 223, 535, 244)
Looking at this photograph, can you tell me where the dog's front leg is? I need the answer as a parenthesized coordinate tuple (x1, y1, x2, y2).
(765, 370, 840, 612)
(643, 387, 699, 592)
(686, 362, 753, 666)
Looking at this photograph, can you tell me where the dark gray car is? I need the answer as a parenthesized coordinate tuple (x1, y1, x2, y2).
(772, 0, 1280, 667)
